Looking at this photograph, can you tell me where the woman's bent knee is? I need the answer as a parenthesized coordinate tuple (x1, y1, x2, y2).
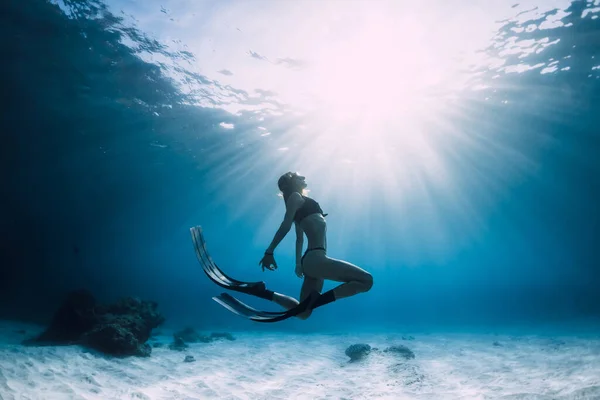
(362, 273, 374, 292)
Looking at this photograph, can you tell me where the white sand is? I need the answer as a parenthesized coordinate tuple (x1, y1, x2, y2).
(1, 321, 599, 400)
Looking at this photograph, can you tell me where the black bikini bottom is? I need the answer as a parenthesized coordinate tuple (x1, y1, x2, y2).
(301, 247, 326, 265)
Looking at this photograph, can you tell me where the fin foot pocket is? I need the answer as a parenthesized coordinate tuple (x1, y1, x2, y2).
(212, 291, 318, 323)
(190, 226, 273, 298)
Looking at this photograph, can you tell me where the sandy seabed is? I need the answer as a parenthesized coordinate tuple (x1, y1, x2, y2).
(1, 321, 599, 400)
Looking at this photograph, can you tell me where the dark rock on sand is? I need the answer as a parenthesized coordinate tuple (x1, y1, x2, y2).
(24, 290, 165, 357)
(82, 297, 163, 357)
(83, 323, 140, 356)
(383, 345, 415, 360)
(345, 343, 371, 361)
(82, 323, 152, 357)
(103, 297, 164, 344)
(184, 355, 195, 363)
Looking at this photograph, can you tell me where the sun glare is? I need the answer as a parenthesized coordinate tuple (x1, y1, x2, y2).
(266, 7, 468, 198)
(310, 14, 443, 120)
(144, 0, 556, 247)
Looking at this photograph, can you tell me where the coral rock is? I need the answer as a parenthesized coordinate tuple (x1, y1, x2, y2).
(23, 290, 164, 357)
(383, 345, 415, 360)
(345, 343, 371, 361)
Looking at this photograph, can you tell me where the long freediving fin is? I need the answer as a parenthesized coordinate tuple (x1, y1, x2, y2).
(212, 291, 319, 323)
(190, 226, 272, 299)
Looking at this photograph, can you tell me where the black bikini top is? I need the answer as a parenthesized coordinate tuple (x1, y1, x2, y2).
(294, 195, 328, 223)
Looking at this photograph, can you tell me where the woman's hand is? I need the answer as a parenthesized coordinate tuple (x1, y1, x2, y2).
(295, 264, 304, 278)
(259, 253, 278, 272)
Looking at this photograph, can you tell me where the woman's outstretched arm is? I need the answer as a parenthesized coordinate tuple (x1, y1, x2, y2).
(265, 192, 304, 254)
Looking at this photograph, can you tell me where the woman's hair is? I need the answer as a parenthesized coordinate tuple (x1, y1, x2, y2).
(277, 172, 295, 201)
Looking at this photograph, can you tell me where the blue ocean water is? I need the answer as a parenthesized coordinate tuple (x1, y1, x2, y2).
(1, 0, 599, 336)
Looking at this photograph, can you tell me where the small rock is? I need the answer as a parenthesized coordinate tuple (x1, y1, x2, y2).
(184, 355, 195, 363)
(493, 341, 502, 347)
(383, 345, 415, 360)
(345, 343, 371, 361)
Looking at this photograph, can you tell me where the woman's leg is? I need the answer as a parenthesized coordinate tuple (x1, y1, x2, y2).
(268, 275, 322, 309)
(269, 276, 323, 320)
(295, 276, 324, 320)
(303, 255, 373, 307)
(270, 253, 372, 319)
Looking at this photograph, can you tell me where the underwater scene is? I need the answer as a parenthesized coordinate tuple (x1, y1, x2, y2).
(1, 0, 599, 398)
